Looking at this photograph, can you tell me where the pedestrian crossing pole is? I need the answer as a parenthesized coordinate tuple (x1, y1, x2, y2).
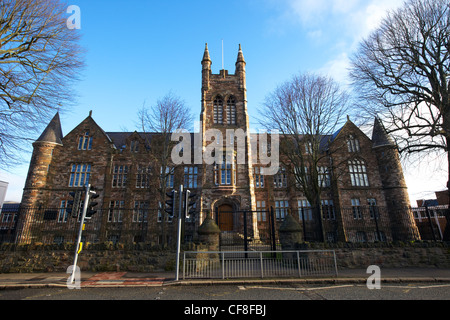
(69, 184, 91, 285)
(175, 184, 183, 281)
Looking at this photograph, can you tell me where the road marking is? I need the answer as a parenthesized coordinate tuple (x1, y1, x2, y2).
(369, 283, 450, 289)
(239, 283, 450, 292)
(239, 285, 355, 291)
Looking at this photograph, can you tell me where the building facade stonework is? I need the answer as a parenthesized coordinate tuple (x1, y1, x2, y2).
(18, 44, 420, 245)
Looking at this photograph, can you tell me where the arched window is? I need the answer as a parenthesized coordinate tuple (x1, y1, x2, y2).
(213, 96, 223, 124)
(348, 159, 369, 187)
(347, 134, 360, 152)
(78, 130, 93, 150)
(226, 96, 236, 125)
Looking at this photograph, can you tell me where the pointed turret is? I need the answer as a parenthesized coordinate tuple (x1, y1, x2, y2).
(235, 44, 246, 90)
(202, 43, 211, 64)
(21, 112, 63, 211)
(371, 116, 420, 241)
(236, 44, 246, 65)
(202, 43, 212, 91)
(372, 117, 395, 148)
(35, 112, 63, 145)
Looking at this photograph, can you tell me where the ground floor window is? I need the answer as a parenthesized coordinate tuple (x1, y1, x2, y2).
(108, 200, 124, 222)
(298, 199, 313, 221)
(133, 201, 149, 222)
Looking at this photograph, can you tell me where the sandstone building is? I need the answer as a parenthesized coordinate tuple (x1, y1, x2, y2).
(17, 44, 420, 245)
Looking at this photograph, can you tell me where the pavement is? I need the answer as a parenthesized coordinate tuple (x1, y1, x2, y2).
(1, 267, 450, 289)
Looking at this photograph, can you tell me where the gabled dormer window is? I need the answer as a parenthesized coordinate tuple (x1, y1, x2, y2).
(78, 131, 93, 150)
(305, 141, 313, 154)
(347, 135, 360, 153)
(130, 140, 139, 152)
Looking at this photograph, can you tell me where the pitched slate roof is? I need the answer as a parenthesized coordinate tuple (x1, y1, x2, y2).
(105, 132, 198, 152)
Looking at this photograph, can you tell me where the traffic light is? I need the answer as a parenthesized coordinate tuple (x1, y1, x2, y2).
(165, 190, 177, 216)
(67, 191, 82, 218)
(85, 188, 100, 219)
(184, 190, 197, 219)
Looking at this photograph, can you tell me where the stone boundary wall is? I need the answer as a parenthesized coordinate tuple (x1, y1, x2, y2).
(0, 241, 449, 273)
(297, 242, 450, 269)
(0, 242, 191, 273)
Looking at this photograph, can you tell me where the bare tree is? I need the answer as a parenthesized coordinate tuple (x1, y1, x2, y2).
(258, 72, 350, 241)
(138, 92, 193, 246)
(349, 0, 450, 191)
(0, 0, 84, 168)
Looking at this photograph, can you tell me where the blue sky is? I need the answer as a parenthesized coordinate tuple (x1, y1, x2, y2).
(1, 0, 447, 203)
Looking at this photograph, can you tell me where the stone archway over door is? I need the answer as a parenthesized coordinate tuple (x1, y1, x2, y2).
(217, 204, 233, 232)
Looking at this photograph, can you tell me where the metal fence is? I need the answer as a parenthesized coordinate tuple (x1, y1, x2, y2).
(0, 207, 197, 246)
(182, 250, 338, 279)
(1, 204, 449, 246)
(297, 205, 449, 242)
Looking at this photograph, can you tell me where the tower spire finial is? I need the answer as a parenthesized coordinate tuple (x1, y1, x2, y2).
(235, 43, 246, 90)
(236, 43, 245, 64)
(202, 43, 212, 90)
(202, 43, 211, 63)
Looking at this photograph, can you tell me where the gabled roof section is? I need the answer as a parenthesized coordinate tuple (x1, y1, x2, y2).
(63, 111, 114, 146)
(35, 112, 63, 145)
(329, 116, 356, 143)
(372, 117, 395, 148)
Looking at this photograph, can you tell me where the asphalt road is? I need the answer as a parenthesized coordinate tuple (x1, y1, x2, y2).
(1, 283, 447, 318)
(1, 282, 449, 300)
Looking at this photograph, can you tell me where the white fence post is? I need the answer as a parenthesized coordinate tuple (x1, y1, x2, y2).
(333, 250, 338, 276)
(260, 251, 264, 278)
(222, 252, 225, 279)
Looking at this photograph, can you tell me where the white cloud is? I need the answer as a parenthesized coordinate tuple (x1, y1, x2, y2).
(307, 29, 323, 41)
(352, 0, 404, 43)
(288, 0, 327, 24)
(313, 0, 405, 85)
(318, 52, 351, 86)
(332, 0, 360, 14)
(280, 0, 403, 43)
(286, 0, 360, 24)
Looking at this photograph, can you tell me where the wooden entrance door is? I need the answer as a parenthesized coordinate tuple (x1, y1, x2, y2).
(218, 204, 233, 232)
